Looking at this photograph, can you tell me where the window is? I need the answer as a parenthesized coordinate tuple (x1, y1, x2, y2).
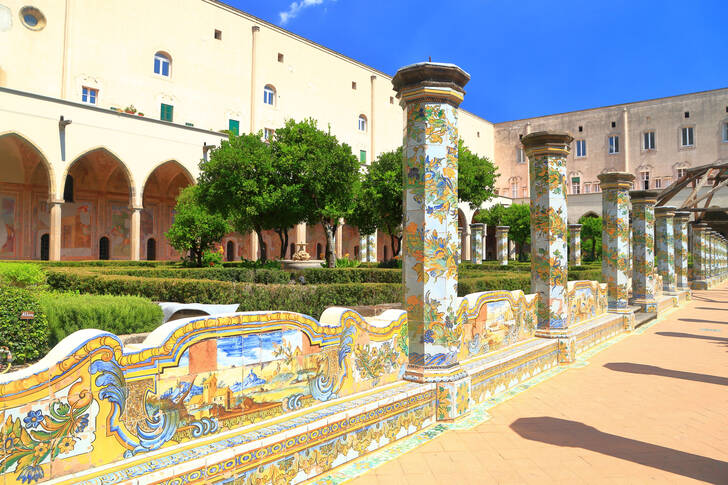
(677, 168, 687, 179)
(214, 29, 222, 40)
(611, 121, 616, 128)
(584, 183, 591, 194)
(593, 182, 600, 193)
(576, 139, 586, 157)
(81, 86, 98, 105)
(641, 171, 650, 190)
(643, 131, 655, 150)
(681, 127, 694, 147)
(722, 122, 728, 142)
(160, 103, 173, 122)
(511, 183, 518, 199)
(684, 111, 690, 118)
(352, 81, 357, 90)
(516, 147, 526, 164)
(20, 6, 46, 30)
(154, 52, 171, 77)
(608, 135, 619, 154)
(263, 86, 275, 105)
(263, 128, 274, 141)
(664, 176, 672, 186)
(277, 53, 284, 63)
(389, 96, 394, 104)
(522, 187, 528, 197)
(358, 115, 367, 132)
(571, 177, 581, 194)
(360, 150, 366, 163)
(228, 119, 240, 136)
(578, 125, 583, 132)
(654, 178, 662, 189)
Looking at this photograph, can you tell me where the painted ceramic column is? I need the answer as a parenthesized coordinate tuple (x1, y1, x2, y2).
(457, 228, 463, 264)
(367, 231, 377, 262)
(629, 222, 633, 275)
(496, 226, 509, 266)
(710, 232, 717, 278)
(470, 223, 484, 264)
(359, 234, 369, 263)
(690, 223, 708, 288)
(629, 190, 658, 312)
(568, 224, 582, 266)
(522, 131, 573, 346)
(393, 62, 471, 420)
(49, 200, 63, 261)
(597, 172, 635, 312)
(655, 207, 676, 293)
(673, 211, 690, 291)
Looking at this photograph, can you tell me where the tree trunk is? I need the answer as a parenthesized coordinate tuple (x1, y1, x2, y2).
(255, 226, 266, 263)
(322, 221, 337, 268)
(390, 234, 402, 257)
(590, 237, 596, 261)
(275, 228, 289, 259)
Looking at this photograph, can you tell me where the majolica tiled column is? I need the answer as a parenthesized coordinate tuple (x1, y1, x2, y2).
(629, 222, 633, 276)
(522, 131, 573, 354)
(673, 212, 690, 291)
(359, 234, 369, 263)
(568, 224, 582, 266)
(690, 222, 708, 288)
(457, 228, 463, 264)
(630, 190, 658, 313)
(470, 223, 484, 264)
(367, 231, 377, 262)
(496, 226, 509, 266)
(597, 172, 635, 313)
(655, 207, 676, 293)
(393, 62, 470, 420)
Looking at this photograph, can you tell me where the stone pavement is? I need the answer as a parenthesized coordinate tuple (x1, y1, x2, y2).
(342, 286, 728, 484)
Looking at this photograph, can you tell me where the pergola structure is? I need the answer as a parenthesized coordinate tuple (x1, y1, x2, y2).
(657, 160, 728, 236)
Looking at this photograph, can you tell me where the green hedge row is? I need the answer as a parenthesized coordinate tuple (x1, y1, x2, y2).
(46, 270, 401, 319)
(459, 274, 530, 294)
(0, 286, 49, 364)
(108, 267, 291, 284)
(296, 268, 401, 284)
(38, 292, 164, 347)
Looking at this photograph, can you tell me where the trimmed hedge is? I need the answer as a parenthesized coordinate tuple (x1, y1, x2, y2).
(459, 274, 530, 294)
(108, 267, 291, 284)
(39, 292, 164, 346)
(568, 269, 602, 282)
(296, 268, 401, 284)
(46, 270, 401, 319)
(0, 286, 49, 364)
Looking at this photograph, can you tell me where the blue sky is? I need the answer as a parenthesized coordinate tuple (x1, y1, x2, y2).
(228, 0, 728, 123)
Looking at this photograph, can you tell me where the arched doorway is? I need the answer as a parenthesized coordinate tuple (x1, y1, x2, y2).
(63, 148, 132, 260)
(40, 233, 49, 261)
(0, 133, 52, 259)
(226, 240, 234, 261)
(146, 238, 156, 260)
(99, 236, 110, 260)
(142, 160, 194, 260)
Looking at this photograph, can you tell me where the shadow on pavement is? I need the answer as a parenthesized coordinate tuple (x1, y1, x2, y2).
(510, 417, 728, 483)
(678, 318, 727, 325)
(603, 362, 728, 386)
(656, 331, 728, 346)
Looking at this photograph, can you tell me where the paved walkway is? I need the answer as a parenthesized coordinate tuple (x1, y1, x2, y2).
(346, 287, 728, 484)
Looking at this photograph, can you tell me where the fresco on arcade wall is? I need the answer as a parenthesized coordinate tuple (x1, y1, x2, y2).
(140, 207, 155, 237)
(109, 203, 130, 259)
(0, 195, 16, 256)
(61, 201, 94, 257)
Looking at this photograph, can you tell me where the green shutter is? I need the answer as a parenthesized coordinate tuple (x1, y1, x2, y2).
(360, 150, 366, 163)
(160, 103, 173, 122)
(229, 119, 240, 136)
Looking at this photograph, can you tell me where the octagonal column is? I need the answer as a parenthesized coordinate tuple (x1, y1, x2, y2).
(457, 228, 463, 264)
(359, 234, 369, 263)
(690, 222, 708, 288)
(673, 211, 690, 291)
(629, 222, 633, 276)
(522, 131, 573, 340)
(496, 226, 509, 265)
(568, 224, 582, 266)
(630, 190, 658, 312)
(393, 62, 471, 421)
(470, 223, 484, 264)
(597, 172, 635, 312)
(655, 207, 676, 293)
(366, 231, 377, 262)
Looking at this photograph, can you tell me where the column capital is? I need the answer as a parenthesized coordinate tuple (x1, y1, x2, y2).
(568, 224, 582, 230)
(629, 189, 659, 204)
(597, 171, 635, 189)
(690, 222, 709, 231)
(496, 225, 509, 232)
(521, 131, 573, 158)
(655, 206, 677, 218)
(673, 211, 691, 222)
(469, 222, 484, 229)
(392, 62, 470, 108)
(49, 199, 64, 207)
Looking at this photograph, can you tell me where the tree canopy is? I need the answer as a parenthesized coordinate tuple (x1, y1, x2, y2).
(458, 140, 499, 210)
(474, 203, 531, 260)
(273, 119, 360, 267)
(165, 185, 230, 266)
(578, 214, 602, 261)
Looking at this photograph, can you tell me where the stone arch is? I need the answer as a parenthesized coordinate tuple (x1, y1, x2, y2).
(142, 160, 195, 260)
(62, 147, 134, 260)
(0, 132, 55, 259)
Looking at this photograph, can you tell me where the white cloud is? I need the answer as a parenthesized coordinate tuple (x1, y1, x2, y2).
(279, 0, 328, 25)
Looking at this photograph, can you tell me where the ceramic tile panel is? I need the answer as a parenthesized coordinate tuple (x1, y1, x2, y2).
(655, 207, 676, 293)
(630, 190, 658, 312)
(496, 226, 509, 266)
(568, 224, 582, 266)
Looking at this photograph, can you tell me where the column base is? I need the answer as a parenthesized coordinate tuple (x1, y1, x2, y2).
(691, 279, 708, 290)
(403, 363, 468, 384)
(630, 297, 657, 314)
(435, 374, 471, 421)
(533, 328, 575, 363)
